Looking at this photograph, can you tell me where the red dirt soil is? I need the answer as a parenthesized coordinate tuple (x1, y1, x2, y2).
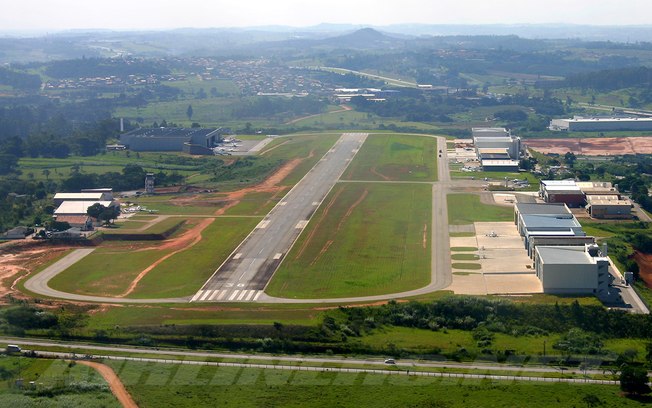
(634, 251, 652, 288)
(525, 137, 652, 156)
(77, 360, 138, 408)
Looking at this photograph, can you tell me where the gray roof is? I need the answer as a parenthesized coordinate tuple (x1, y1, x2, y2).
(515, 203, 571, 216)
(522, 214, 581, 230)
(537, 246, 592, 264)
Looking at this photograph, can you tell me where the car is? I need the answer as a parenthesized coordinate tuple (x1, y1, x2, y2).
(384, 358, 396, 364)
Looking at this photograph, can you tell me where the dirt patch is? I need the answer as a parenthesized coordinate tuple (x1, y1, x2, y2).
(77, 360, 138, 408)
(370, 166, 391, 181)
(525, 137, 652, 156)
(634, 251, 652, 288)
(118, 217, 215, 297)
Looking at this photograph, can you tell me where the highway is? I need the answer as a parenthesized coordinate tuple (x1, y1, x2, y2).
(191, 133, 369, 302)
(0, 337, 621, 385)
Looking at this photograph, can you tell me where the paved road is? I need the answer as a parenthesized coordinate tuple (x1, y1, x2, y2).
(3, 337, 620, 385)
(191, 133, 368, 302)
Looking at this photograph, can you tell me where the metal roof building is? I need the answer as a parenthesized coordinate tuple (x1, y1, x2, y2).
(534, 245, 611, 295)
(120, 127, 225, 153)
(550, 116, 652, 132)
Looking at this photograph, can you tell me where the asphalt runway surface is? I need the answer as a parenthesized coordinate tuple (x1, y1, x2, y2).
(191, 133, 368, 302)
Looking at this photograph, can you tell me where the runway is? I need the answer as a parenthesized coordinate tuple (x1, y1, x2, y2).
(191, 133, 368, 302)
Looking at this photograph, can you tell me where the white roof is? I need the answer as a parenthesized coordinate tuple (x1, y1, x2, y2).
(54, 192, 105, 200)
(541, 180, 576, 186)
(55, 201, 114, 215)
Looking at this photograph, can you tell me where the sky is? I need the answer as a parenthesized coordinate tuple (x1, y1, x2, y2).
(2, 0, 652, 32)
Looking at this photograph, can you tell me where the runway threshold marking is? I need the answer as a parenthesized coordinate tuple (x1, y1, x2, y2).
(228, 290, 240, 301)
(190, 291, 204, 302)
(200, 290, 212, 301)
(237, 291, 247, 301)
(217, 290, 227, 300)
(208, 290, 219, 301)
(253, 291, 262, 301)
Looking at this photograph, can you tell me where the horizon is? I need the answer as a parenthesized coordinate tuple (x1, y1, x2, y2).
(3, 0, 652, 33)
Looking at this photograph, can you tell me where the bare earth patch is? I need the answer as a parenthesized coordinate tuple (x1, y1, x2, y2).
(525, 136, 652, 156)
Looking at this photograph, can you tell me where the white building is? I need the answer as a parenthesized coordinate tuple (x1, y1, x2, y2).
(472, 127, 521, 170)
(586, 195, 632, 219)
(534, 244, 611, 295)
(549, 116, 652, 132)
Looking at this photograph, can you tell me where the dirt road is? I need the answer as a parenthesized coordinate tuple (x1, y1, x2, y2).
(77, 360, 138, 408)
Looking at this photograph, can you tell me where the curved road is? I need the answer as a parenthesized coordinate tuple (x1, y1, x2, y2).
(24, 134, 455, 304)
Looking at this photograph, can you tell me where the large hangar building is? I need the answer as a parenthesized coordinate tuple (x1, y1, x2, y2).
(120, 127, 226, 154)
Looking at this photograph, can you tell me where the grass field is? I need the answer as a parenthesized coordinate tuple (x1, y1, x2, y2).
(0, 357, 119, 407)
(341, 134, 437, 181)
(105, 359, 638, 408)
(49, 217, 257, 298)
(452, 263, 482, 270)
(129, 217, 259, 298)
(448, 194, 514, 225)
(266, 182, 431, 298)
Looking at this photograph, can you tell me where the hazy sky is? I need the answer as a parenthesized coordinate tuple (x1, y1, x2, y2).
(3, 0, 652, 31)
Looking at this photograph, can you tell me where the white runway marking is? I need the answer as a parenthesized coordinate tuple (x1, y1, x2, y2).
(237, 291, 247, 301)
(233, 253, 242, 260)
(253, 291, 262, 301)
(312, 201, 319, 206)
(279, 202, 287, 206)
(257, 220, 270, 229)
(273, 253, 282, 260)
(208, 290, 219, 301)
(228, 290, 240, 301)
(200, 290, 212, 301)
(190, 291, 204, 302)
(296, 220, 309, 229)
(244, 290, 255, 301)
(217, 290, 227, 301)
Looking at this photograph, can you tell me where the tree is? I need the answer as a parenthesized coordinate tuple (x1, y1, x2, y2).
(186, 104, 193, 121)
(620, 365, 651, 395)
(86, 203, 106, 220)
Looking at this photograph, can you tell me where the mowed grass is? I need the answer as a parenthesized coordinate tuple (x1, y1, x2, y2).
(0, 358, 120, 408)
(49, 217, 257, 298)
(267, 183, 431, 298)
(448, 194, 514, 225)
(105, 360, 637, 408)
(342, 134, 437, 181)
(129, 217, 259, 298)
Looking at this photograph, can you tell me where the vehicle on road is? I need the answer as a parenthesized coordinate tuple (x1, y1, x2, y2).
(384, 358, 396, 364)
(6, 344, 21, 354)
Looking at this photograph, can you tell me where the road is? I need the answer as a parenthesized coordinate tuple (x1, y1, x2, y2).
(2, 337, 620, 385)
(191, 133, 369, 302)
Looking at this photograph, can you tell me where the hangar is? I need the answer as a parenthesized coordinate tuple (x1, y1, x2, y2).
(120, 127, 226, 154)
(549, 116, 652, 132)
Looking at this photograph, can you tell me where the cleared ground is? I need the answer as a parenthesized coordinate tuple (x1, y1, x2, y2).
(266, 182, 431, 298)
(525, 136, 652, 155)
(341, 134, 438, 181)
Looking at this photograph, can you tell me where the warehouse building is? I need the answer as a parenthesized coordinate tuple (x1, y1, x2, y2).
(513, 203, 586, 252)
(549, 116, 652, 132)
(120, 127, 225, 154)
(586, 195, 633, 219)
(472, 127, 522, 170)
(534, 244, 612, 296)
(539, 180, 585, 207)
(53, 189, 114, 206)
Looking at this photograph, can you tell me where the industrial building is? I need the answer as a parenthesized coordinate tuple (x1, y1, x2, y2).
(534, 244, 612, 296)
(539, 180, 585, 208)
(539, 180, 632, 218)
(586, 195, 633, 219)
(549, 116, 652, 132)
(120, 127, 225, 154)
(471, 127, 521, 171)
(513, 203, 586, 254)
(53, 189, 114, 206)
(53, 188, 119, 229)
